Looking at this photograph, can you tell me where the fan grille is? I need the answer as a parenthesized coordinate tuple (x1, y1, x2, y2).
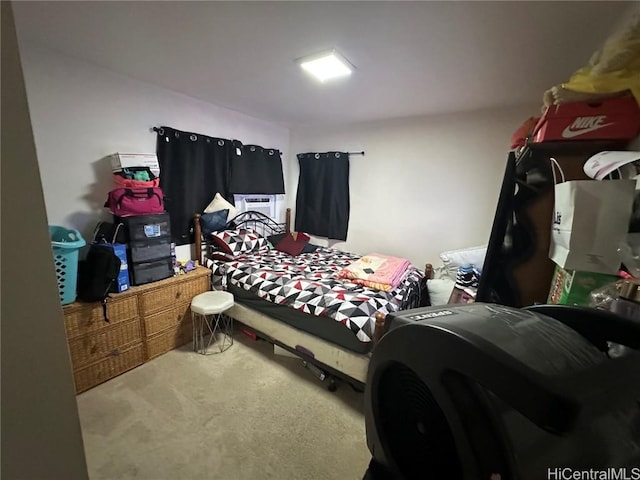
(377, 363, 462, 479)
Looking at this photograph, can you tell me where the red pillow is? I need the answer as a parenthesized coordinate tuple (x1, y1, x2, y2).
(275, 232, 310, 256)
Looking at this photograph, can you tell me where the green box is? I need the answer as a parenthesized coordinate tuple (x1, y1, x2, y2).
(547, 264, 618, 306)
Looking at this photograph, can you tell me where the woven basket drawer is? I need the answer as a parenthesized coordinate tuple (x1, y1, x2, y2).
(140, 275, 209, 316)
(64, 296, 138, 339)
(146, 322, 192, 360)
(73, 343, 144, 394)
(67, 318, 142, 369)
(144, 302, 192, 337)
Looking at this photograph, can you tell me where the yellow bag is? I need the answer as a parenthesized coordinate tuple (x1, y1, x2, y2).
(562, 8, 640, 103)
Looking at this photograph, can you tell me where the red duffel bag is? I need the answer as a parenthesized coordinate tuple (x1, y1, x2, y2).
(105, 187, 165, 216)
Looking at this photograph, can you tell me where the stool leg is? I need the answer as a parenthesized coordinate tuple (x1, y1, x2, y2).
(201, 315, 209, 353)
(192, 312, 200, 353)
(191, 312, 198, 352)
(193, 310, 234, 355)
(221, 314, 233, 352)
(203, 313, 216, 354)
(193, 312, 216, 355)
(196, 313, 205, 354)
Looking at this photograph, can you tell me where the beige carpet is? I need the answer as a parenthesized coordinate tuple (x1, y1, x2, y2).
(76, 333, 371, 480)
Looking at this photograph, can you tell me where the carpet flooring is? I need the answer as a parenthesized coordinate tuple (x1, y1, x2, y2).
(76, 333, 371, 480)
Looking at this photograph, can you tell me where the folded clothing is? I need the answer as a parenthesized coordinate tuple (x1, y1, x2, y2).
(337, 252, 411, 292)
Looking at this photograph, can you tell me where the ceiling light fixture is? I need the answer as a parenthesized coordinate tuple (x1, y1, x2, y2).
(297, 49, 354, 82)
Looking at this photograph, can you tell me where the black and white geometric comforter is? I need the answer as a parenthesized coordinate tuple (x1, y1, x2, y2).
(207, 247, 424, 343)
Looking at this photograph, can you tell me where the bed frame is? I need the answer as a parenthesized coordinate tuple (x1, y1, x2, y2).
(193, 208, 428, 389)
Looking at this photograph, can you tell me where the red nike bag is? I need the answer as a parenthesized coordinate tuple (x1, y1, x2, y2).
(105, 187, 165, 216)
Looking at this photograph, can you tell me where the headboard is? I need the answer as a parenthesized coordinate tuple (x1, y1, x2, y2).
(194, 208, 291, 265)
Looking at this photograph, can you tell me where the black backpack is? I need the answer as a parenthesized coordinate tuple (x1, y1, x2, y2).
(77, 245, 121, 320)
(94, 221, 126, 244)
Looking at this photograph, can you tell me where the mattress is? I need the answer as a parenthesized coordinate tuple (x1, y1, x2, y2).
(228, 283, 370, 353)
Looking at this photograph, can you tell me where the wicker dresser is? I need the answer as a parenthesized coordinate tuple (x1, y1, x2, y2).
(62, 266, 211, 393)
(140, 267, 210, 360)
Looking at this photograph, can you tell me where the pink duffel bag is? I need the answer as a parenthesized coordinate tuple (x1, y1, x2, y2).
(105, 187, 165, 216)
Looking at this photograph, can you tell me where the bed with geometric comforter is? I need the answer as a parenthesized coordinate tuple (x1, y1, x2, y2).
(207, 246, 424, 352)
(194, 209, 426, 386)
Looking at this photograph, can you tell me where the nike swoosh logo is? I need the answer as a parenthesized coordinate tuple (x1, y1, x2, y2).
(561, 122, 614, 138)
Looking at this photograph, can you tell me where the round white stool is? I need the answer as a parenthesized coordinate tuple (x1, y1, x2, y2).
(191, 291, 234, 355)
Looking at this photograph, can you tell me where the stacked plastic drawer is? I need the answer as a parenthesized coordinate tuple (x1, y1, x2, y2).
(115, 213, 173, 286)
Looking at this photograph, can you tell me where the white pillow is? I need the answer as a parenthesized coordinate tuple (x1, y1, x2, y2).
(427, 278, 455, 306)
(439, 245, 487, 277)
(203, 193, 237, 222)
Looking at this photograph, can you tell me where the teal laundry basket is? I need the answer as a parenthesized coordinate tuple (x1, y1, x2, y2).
(49, 226, 86, 305)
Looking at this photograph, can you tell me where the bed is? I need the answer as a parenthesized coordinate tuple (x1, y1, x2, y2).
(193, 209, 428, 389)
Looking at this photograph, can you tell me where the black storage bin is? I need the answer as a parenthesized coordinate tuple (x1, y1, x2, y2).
(115, 213, 171, 242)
(129, 238, 172, 263)
(130, 257, 173, 286)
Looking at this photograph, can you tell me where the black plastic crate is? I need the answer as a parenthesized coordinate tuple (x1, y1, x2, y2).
(129, 238, 172, 263)
(115, 213, 171, 242)
(130, 257, 173, 286)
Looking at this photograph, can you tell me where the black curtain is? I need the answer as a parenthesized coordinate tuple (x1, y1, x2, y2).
(295, 152, 350, 241)
(156, 126, 235, 245)
(229, 145, 285, 194)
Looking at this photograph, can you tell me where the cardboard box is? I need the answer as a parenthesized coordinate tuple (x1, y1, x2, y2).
(109, 153, 160, 176)
(95, 243, 130, 293)
(547, 264, 618, 306)
(531, 97, 640, 144)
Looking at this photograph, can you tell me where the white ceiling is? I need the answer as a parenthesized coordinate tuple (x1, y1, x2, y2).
(13, 1, 632, 128)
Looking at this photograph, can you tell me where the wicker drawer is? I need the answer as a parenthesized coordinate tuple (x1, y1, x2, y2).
(144, 302, 192, 337)
(140, 275, 209, 316)
(73, 343, 144, 394)
(67, 318, 142, 369)
(146, 322, 192, 360)
(63, 296, 139, 339)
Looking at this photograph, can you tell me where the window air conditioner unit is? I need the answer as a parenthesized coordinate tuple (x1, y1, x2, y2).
(234, 195, 276, 219)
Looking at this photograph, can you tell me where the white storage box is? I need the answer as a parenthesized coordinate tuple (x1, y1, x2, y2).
(109, 153, 160, 176)
(273, 344, 300, 359)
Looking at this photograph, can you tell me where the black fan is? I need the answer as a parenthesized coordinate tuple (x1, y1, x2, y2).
(364, 303, 640, 480)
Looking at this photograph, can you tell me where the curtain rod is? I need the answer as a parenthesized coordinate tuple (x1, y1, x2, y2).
(151, 128, 364, 156)
(151, 127, 283, 154)
(300, 151, 365, 157)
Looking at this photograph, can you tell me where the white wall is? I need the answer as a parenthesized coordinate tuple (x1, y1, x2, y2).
(18, 39, 536, 271)
(18, 41, 291, 260)
(2, 3, 88, 478)
(289, 106, 538, 268)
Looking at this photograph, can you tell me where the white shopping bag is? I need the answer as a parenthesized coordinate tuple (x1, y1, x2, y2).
(549, 177, 635, 274)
